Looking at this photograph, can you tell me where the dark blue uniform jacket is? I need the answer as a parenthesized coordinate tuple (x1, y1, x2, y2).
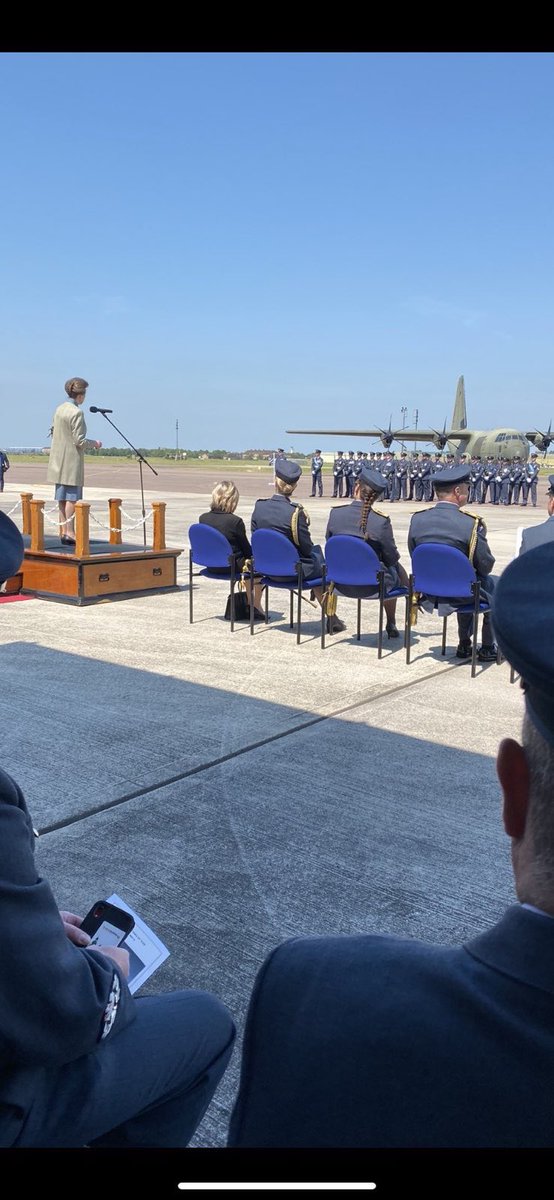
(0, 767, 135, 1144)
(228, 905, 554, 1147)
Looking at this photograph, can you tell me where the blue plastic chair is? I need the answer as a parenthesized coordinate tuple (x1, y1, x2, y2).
(407, 543, 493, 677)
(324, 535, 409, 657)
(250, 529, 326, 645)
(188, 523, 247, 631)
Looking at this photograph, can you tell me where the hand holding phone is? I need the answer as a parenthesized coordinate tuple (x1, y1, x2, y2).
(80, 900, 135, 948)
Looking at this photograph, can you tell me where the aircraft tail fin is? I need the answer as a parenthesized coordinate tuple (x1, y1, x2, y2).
(452, 375, 467, 430)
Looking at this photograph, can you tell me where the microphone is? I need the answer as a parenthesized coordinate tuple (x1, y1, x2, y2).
(89, 406, 113, 414)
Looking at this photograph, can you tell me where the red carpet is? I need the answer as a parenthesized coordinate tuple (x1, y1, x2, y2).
(0, 594, 35, 603)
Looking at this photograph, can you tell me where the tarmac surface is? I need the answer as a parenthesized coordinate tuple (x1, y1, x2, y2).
(0, 461, 545, 1161)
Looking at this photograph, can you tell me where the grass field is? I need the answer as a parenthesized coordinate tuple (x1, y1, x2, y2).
(7, 453, 554, 475)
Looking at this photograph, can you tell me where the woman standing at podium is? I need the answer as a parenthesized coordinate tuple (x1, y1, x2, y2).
(47, 377, 102, 546)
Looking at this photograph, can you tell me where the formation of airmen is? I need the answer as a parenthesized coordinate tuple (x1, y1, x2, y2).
(317, 448, 542, 506)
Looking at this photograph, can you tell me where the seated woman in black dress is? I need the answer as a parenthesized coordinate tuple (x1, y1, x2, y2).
(199, 480, 264, 616)
(325, 466, 409, 637)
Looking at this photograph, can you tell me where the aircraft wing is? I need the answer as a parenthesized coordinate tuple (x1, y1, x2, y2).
(286, 427, 472, 449)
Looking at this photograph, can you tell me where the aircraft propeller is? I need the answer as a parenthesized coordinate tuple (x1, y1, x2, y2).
(532, 421, 553, 455)
(430, 419, 448, 451)
(377, 416, 394, 449)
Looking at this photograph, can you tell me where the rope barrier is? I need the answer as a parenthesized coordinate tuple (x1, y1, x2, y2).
(90, 510, 152, 533)
(39, 506, 153, 534)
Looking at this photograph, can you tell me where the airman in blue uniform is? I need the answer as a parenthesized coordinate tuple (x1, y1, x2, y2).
(252, 458, 345, 633)
(326, 465, 408, 636)
(332, 451, 345, 498)
(408, 464, 497, 661)
(522, 453, 539, 506)
(310, 449, 324, 497)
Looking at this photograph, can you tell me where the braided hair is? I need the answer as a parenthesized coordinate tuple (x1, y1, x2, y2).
(357, 482, 380, 537)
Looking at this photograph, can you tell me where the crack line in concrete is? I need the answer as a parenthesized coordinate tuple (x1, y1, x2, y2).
(38, 660, 465, 835)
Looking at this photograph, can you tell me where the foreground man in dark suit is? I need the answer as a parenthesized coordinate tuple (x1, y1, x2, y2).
(228, 543, 554, 1147)
(0, 512, 235, 1148)
(407, 463, 498, 662)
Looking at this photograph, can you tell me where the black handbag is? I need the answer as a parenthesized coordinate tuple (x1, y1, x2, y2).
(224, 590, 250, 621)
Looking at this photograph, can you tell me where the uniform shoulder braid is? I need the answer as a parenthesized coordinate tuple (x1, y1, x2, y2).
(371, 505, 388, 518)
(464, 508, 487, 530)
(290, 502, 310, 547)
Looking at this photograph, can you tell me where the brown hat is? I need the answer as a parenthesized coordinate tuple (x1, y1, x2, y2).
(64, 377, 89, 398)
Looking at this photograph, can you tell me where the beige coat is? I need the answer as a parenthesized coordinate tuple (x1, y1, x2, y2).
(47, 401, 91, 487)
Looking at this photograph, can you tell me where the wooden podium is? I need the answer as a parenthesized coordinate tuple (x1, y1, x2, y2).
(18, 495, 182, 605)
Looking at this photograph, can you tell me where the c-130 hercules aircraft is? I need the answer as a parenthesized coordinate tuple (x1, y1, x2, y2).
(287, 376, 552, 462)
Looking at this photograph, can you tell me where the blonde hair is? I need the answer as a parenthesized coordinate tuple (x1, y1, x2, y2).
(210, 481, 239, 514)
(275, 477, 296, 497)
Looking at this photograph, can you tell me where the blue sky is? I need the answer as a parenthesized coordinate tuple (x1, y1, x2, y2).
(1, 51, 554, 452)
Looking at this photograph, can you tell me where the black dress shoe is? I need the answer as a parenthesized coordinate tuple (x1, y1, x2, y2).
(385, 622, 400, 639)
(477, 643, 498, 662)
(250, 607, 267, 622)
(456, 640, 473, 659)
(61, 536, 76, 546)
(326, 615, 346, 634)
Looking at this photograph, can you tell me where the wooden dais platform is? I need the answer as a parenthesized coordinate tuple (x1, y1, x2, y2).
(17, 496, 182, 605)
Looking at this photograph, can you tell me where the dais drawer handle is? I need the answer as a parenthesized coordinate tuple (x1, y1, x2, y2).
(99, 572, 110, 582)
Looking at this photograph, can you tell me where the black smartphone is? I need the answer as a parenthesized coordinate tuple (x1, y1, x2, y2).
(80, 900, 135, 948)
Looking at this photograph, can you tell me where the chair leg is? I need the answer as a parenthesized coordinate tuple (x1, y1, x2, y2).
(406, 578, 413, 664)
(229, 556, 236, 633)
(229, 582, 235, 632)
(296, 571, 302, 645)
(403, 593, 409, 649)
(250, 559, 255, 636)
(357, 598, 361, 641)
(320, 567, 326, 650)
(265, 583, 269, 624)
(471, 613, 479, 679)
(471, 584, 480, 678)
(441, 615, 447, 655)
(377, 573, 384, 659)
(290, 590, 294, 629)
(189, 550, 193, 623)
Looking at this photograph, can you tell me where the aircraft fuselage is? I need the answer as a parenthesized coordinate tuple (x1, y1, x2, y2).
(448, 429, 530, 461)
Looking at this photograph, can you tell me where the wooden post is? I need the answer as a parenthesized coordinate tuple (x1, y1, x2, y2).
(30, 500, 45, 553)
(75, 501, 90, 558)
(152, 501, 166, 551)
(20, 493, 32, 536)
(109, 498, 122, 545)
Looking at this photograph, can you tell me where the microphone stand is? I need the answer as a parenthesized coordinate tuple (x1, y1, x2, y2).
(91, 411, 158, 549)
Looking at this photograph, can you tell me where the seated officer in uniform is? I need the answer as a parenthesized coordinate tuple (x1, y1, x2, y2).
(519, 475, 554, 553)
(408, 463, 498, 662)
(251, 458, 345, 634)
(0, 514, 235, 1148)
(228, 543, 554, 1147)
(325, 465, 409, 638)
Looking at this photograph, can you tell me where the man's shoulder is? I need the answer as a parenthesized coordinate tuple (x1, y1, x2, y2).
(408, 506, 433, 524)
(262, 932, 466, 992)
